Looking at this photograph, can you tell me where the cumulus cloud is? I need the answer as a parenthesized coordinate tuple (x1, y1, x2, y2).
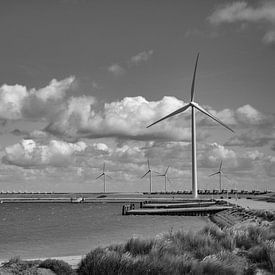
(198, 104, 268, 127)
(208, 1, 275, 45)
(46, 96, 196, 141)
(108, 50, 154, 76)
(198, 142, 263, 171)
(44, 93, 275, 145)
(225, 129, 275, 147)
(3, 139, 87, 168)
(129, 50, 154, 66)
(107, 64, 126, 76)
(0, 76, 75, 120)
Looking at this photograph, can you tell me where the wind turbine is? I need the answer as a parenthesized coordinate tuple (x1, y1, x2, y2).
(209, 161, 230, 192)
(147, 53, 234, 198)
(96, 163, 111, 193)
(155, 166, 171, 193)
(141, 159, 153, 194)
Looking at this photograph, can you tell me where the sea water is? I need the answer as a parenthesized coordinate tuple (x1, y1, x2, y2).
(0, 203, 210, 260)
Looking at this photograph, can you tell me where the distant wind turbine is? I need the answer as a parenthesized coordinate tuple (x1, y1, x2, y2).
(96, 163, 112, 193)
(155, 166, 171, 193)
(209, 161, 231, 192)
(147, 53, 234, 198)
(141, 159, 154, 194)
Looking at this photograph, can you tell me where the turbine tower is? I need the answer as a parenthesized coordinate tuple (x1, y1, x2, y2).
(147, 53, 234, 198)
(209, 161, 230, 192)
(141, 159, 153, 194)
(155, 166, 171, 193)
(96, 163, 111, 193)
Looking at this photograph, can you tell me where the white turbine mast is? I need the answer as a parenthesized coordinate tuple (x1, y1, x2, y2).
(147, 53, 234, 198)
(209, 161, 230, 192)
(155, 166, 171, 193)
(96, 162, 112, 193)
(141, 159, 154, 194)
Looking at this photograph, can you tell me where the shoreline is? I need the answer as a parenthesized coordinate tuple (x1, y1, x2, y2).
(1, 197, 274, 270)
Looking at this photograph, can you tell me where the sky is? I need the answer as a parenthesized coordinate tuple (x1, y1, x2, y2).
(0, 0, 274, 193)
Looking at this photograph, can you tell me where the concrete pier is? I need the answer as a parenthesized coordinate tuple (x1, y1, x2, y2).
(122, 205, 232, 216)
(141, 201, 216, 209)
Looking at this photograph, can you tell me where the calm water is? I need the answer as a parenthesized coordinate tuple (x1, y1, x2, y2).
(0, 203, 210, 260)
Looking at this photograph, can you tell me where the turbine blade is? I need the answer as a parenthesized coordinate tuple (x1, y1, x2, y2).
(219, 161, 223, 172)
(147, 103, 190, 128)
(96, 173, 104, 179)
(147, 159, 150, 169)
(103, 163, 105, 172)
(106, 175, 112, 179)
(209, 171, 220, 177)
(153, 171, 161, 175)
(165, 166, 170, 175)
(141, 170, 150, 179)
(191, 53, 200, 102)
(193, 103, 234, 133)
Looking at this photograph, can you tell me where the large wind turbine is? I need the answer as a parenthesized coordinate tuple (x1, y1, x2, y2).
(155, 166, 171, 193)
(147, 53, 234, 198)
(209, 161, 230, 192)
(141, 159, 153, 194)
(96, 163, 111, 193)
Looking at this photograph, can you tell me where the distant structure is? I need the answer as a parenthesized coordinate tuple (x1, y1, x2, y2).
(96, 163, 112, 193)
(209, 161, 231, 192)
(155, 166, 171, 193)
(141, 159, 154, 194)
(147, 53, 234, 198)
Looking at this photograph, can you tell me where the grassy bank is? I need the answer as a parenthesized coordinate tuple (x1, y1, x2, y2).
(77, 221, 275, 275)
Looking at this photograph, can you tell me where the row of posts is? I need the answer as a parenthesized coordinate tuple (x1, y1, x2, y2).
(122, 203, 135, 215)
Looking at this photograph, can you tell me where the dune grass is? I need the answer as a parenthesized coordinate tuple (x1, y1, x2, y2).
(77, 222, 275, 275)
(39, 258, 76, 275)
(0, 257, 41, 275)
(0, 257, 76, 275)
(251, 209, 275, 222)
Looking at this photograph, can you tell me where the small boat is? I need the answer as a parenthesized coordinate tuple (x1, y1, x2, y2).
(70, 197, 85, 203)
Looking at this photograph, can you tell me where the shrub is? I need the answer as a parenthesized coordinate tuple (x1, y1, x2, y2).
(77, 248, 122, 275)
(78, 222, 275, 275)
(39, 258, 75, 275)
(247, 244, 274, 272)
(124, 237, 154, 256)
(251, 210, 275, 221)
(1, 257, 41, 275)
(230, 224, 267, 250)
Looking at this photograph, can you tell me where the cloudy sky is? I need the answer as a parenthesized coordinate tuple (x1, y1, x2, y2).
(0, 0, 274, 192)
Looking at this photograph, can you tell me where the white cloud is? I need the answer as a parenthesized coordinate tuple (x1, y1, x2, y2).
(46, 96, 194, 141)
(108, 50, 154, 76)
(129, 50, 154, 65)
(235, 104, 267, 125)
(0, 76, 273, 149)
(107, 64, 126, 76)
(198, 142, 263, 172)
(93, 143, 111, 154)
(0, 76, 75, 120)
(44, 94, 274, 147)
(3, 139, 87, 168)
(225, 129, 275, 148)
(208, 1, 275, 45)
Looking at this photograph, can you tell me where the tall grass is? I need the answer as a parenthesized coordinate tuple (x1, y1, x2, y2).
(0, 257, 41, 275)
(39, 258, 76, 275)
(77, 222, 275, 275)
